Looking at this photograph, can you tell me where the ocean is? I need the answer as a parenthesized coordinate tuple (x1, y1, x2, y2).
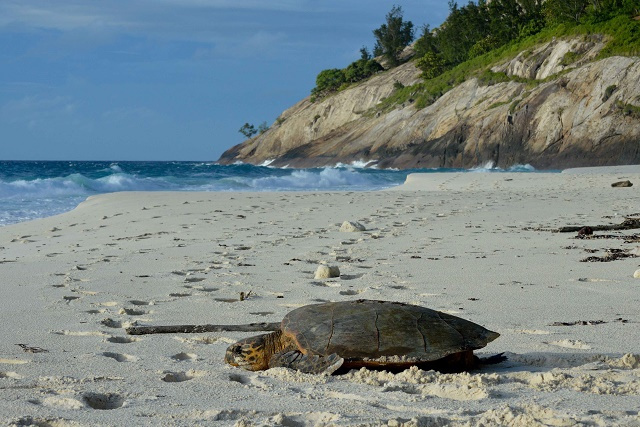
(0, 161, 536, 227)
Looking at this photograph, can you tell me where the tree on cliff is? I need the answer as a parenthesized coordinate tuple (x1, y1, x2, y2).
(373, 5, 415, 66)
(238, 123, 257, 138)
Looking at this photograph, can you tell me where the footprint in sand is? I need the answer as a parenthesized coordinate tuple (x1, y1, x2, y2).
(171, 352, 198, 361)
(83, 392, 126, 410)
(102, 352, 138, 362)
(45, 252, 63, 257)
(106, 336, 139, 344)
(100, 318, 137, 329)
(129, 300, 153, 306)
(52, 330, 107, 337)
(312, 281, 341, 288)
(250, 311, 275, 317)
(228, 373, 251, 385)
(0, 371, 24, 379)
(547, 339, 592, 350)
(228, 372, 270, 390)
(514, 329, 551, 335)
(118, 308, 148, 316)
(339, 288, 367, 296)
(161, 370, 205, 382)
(340, 274, 364, 280)
(188, 286, 219, 293)
(100, 301, 119, 307)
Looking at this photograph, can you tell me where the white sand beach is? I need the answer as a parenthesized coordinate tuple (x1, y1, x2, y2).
(1, 167, 640, 426)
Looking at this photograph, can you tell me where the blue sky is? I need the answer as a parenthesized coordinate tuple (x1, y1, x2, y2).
(0, 1, 448, 161)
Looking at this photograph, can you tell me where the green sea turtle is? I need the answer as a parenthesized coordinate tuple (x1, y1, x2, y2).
(225, 299, 502, 375)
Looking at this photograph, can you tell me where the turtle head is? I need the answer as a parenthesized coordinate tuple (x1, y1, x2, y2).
(225, 334, 271, 371)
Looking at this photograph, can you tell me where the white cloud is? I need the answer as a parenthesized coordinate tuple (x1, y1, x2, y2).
(195, 30, 289, 59)
(0, 2, 118, 31)
(0, 94, 77, 127)
(0, 0, 312, 33)
(153, 0, 310, 11)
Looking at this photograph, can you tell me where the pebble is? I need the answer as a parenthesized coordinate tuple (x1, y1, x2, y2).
(340, 221, 365, 232)
(314, 265, 340, 279)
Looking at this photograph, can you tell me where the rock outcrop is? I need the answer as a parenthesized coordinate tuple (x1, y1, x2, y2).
(219, 37, 640, 170)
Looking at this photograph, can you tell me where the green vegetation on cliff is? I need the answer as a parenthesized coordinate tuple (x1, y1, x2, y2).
(310, 6, 413, 102)
(380, 2, 640, 112)
(312, 1, 639, 109)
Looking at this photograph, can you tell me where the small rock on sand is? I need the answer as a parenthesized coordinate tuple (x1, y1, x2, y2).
(611, 180, 633, 187)
(633, 269, 640, 279)
(340, 221, 365, 232)
(314, 265, 340, 279)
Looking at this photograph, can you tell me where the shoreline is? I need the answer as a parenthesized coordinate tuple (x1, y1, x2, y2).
(1, 166, 639, 425)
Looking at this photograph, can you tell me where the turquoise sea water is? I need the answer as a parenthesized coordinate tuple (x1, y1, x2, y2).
(0, 161, 536, 226)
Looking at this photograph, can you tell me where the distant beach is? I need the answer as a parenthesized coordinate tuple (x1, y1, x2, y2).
(0, 160, 539, 226)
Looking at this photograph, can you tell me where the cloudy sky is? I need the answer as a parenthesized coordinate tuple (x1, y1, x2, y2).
(1, 1, 448, 161)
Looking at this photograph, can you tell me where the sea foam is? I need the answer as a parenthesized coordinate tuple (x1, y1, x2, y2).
(0, 160, 540, 226)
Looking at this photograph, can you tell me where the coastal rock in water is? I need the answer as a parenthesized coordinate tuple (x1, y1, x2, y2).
(218, 36, 640, 170)
(314, 265, 340, 279)
(340, 221, 366, 232)
(611, 180, 633, 187)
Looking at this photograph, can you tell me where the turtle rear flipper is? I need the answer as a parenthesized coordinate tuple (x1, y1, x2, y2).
(269, 351, 344, 375)
(477, 352, 507, 365)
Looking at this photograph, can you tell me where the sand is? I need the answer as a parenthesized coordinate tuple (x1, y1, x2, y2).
(1, 166, 639, 426)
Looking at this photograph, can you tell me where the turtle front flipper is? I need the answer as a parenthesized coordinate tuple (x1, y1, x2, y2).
(269, 351, 344, 375)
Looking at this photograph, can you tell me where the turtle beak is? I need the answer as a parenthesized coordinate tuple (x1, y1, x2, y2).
(224, 343, 244, 367)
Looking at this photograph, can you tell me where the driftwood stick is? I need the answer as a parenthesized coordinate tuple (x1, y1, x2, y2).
(126, 322, 281, 335)
(557, 218, 640, 233)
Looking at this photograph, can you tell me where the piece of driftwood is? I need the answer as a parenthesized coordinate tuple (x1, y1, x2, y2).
(126, 322, 280, 335)
(557, 217, 640, 233)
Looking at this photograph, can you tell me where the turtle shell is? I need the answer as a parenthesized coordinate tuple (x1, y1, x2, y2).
(281, 299, 498, 363)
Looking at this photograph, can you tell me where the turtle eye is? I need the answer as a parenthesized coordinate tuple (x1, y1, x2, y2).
(233, 345, 243, 355)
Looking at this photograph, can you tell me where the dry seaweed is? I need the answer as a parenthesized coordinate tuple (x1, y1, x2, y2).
(557, 217, 640, 233)
(580, 248, 638, 262)
(16, 343, 48, 353)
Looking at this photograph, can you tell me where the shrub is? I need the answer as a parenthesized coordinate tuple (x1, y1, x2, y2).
(615, 100, 640, 118)
(344, 59, 383, 83)
(477, 70, 512, 86)
(488, 100, 510, 109)
(560, 50, 581, 66)
(602, 84, 617, 102)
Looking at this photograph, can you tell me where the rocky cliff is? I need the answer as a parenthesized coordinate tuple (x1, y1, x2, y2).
(219, 37, 640, 169)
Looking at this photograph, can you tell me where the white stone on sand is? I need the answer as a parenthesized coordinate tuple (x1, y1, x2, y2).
(314, 264, 340, 279)
(340, 220, 365, 232)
